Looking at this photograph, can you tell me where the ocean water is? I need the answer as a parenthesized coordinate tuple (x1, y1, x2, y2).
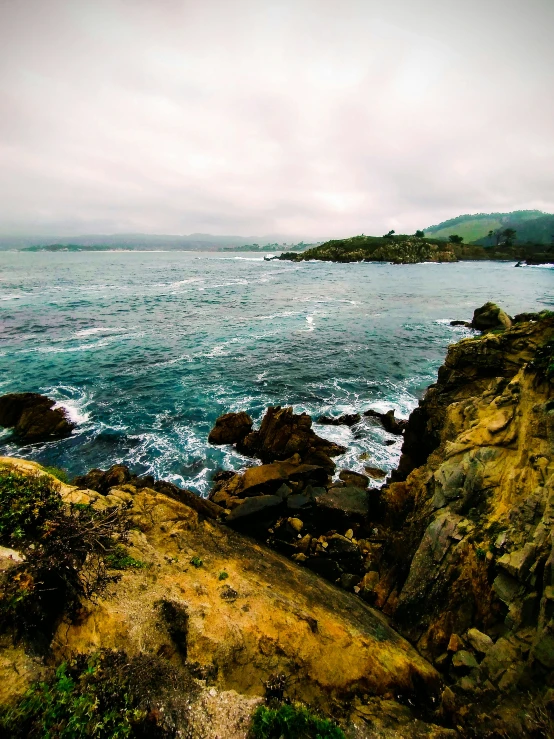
(0, 252, 552, 495)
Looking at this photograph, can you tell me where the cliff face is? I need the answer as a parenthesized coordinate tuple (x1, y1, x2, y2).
(375, 311, 554, 734)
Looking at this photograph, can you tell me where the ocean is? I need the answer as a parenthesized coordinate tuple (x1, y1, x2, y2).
(0, 251, 552, 495)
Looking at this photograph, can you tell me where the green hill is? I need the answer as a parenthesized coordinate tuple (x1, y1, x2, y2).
(425, 210, 550, 243)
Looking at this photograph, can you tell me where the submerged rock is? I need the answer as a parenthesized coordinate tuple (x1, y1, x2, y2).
(0, 392, 75, 442)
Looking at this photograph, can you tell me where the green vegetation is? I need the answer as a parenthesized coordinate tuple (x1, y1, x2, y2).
(190, 556, 203, 568)
(42, 465, 70, 483)
(105, 544, 147, 570)
(251, 703, 345, 739)
(425, 210, 554, 246)
(0, 650, 197, 738)
(448, 234, 464, 244)
(279, 234, 455, 264)
(0, 466, 131, 647)
(218, 571, 229, 581)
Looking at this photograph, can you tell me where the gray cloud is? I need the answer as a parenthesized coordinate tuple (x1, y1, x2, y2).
(1, 0, 553, 238)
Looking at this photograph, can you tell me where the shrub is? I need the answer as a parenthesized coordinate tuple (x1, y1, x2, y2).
(250, 703, 345, 739)
(0, 466, 132, 648)
(42, 466, 70, 483)
(218, 571, 229, 581)
(190, 556, 203, 568)
(0, 650, 198, 738)
(105, 544, 147, 570)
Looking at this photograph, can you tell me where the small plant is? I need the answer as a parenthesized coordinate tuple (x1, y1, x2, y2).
(475, 547, 486, 561)
(0, 650, 198, 738)
(218, 571, 229, 581)
(190, 556, 203, 568)
(105, 544, 147, 570)
(0, 466, 132, 648)
(251, 703, 344, 739)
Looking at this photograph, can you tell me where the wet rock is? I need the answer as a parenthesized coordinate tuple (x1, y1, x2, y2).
(236, 406, 346, 468)
(208, 411, 253, 445)
(450, 320, 471, 327)
(365, 466, 387, 479)
(466, 628, 493, 654)
(0, 392, 75, 442)
(364, 408, 407, 435)
(470, 302, 512, 332)
(339, 469, 369, 488)
(316, 486, 369, 520)
(317, 413, 361, 426)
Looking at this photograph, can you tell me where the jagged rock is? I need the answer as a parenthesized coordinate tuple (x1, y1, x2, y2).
(471, 302, 512, 332)
(497, 544, 536, 581)
(339, 469, 369, 488)
(466, 628, 494, 654)
(317, 413, 361, 426)
(0, 392, 75, 441)
(208, 412, 253, 445)
(236, 406, 346, 469)
(364, 408, 407, 435)
(210, 460, 327, 501)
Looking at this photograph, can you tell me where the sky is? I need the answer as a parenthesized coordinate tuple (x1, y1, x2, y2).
(0, 0, 553, 239)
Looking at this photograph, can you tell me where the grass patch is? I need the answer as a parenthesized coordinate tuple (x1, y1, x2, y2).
(251, 703, 345, 739)
(190, 556, 203, 568)
(105, 544, 148, 570)
(0, 466, 132, 649)
(0, 650, 198, 738)
(41, 465, 70, 484)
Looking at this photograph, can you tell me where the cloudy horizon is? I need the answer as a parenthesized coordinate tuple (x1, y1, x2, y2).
(1, 0, 553, 239)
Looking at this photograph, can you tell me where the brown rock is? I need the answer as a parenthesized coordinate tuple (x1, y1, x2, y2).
(0, 392, 75, 442)
(316, 486, 369, 520)
(365, 466, 387, 479)
(470, 302, 512, 332)
(208, 412, 253, 445)
(339, 469, 369, 488)
(317, 413, 361, 426)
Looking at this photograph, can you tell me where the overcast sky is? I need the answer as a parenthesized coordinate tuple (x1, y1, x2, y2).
(1, 0, 553, 238)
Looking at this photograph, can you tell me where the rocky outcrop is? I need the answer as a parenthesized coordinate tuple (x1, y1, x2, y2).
(0, 393, 75, 442)
(208, 405, 347, 472)
(207, 411, 253, 445)
(360, 310, 554, 735)
(364, 408, 407, 435)
(0, 457, 440, 737)
(470, 301, 513, 332)
(317, 413, 361, 426)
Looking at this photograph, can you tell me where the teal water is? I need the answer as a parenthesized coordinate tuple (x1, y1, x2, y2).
(0, 252, 552, 495)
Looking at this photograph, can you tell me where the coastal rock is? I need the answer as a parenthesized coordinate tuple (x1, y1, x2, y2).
(470, 301, 512, 332)
(317, 413, 361, 427)
(208, 411, 253, 445)
(364, 408, 407, 435)
(316, 486, 369, 520)
(367, 309, 554, 731)
(0, 392, 75, 442)
(339, 469, 369, 488)
(236, 406, 346, 470)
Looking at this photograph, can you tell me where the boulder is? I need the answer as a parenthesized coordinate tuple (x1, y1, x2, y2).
(236, 406, 346, 468)
(466, 628, 493, 654)
(316, 486, 369, 520)
(470, 302, 512, 332)
(339, 469, 369, 488)
(365, 466, 387, 479)
(208, 412, 253, 445)
(0, 393, 75, 442)
(363, 409, 407, 435)
(225, 495, 283, 521)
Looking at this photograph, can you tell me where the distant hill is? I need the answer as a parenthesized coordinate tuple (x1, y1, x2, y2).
(0, 233, 301, 252)
(425, 210, 553, 244)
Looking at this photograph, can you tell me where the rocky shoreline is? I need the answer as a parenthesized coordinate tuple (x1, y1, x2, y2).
(0, 303, 553, 737)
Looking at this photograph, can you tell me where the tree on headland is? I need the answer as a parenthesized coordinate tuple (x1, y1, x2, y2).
(383, 230, 395, 238)
(487, 230, 494, 246)
(502, 228, 517, 247)
(448, 234, 464, 244)
(415, 230, 424, 238)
